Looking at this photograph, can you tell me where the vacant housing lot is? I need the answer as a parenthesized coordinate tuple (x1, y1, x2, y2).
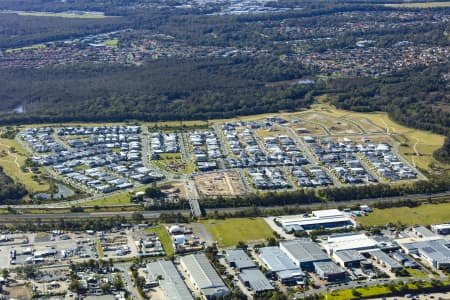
(201, 218, 275, 247)
(358, 202, 450, 226)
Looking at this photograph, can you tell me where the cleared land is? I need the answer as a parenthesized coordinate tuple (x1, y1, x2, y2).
(307, 105, 446, 170)
(357, 202, 450, 226)
(81, 192, 131, 206)
(194, 171, 244, 198)
(201, 218, 275, 247)
(153, 159, 195, 175)
(385, 1, 450, 8)
(145, 225, 174, 257)
(160, 182, 187, 199)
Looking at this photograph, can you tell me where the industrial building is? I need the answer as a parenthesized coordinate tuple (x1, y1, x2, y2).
(431, 223, 450, 235)
(180, 253, 230, 299)
(326, 233, 379, 255)
(279, 239, 330, 271)
(333, 250, 365, 268)
(146, 260, 193, 300)
(313, 261, 346, 281)
(225, 249, 255, 271)
(225, 249, 274, 293)
(276, 209, 355, 232)
(258, 247, 305, 285)
(238, 268, 274, 293)
(400, 239, 450, 270)
(368, 250, 403, 272)
(412, 226, 436, 238)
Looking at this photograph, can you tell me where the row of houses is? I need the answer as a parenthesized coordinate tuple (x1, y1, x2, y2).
(189, 131, 222, 171)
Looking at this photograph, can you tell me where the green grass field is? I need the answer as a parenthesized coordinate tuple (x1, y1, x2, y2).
(406, 268, 428, 278)
(145, 226, 174, 257)
(81, 192, 131, 206)
(326, 285, 390, 300)
(385, 1, 450, 8)
(0, 137, 50, 194)
(104, 39, 119, 48)
(6, 44, 46, 53)
(358, 202, 450, 226)
(201, 218, 275, 247)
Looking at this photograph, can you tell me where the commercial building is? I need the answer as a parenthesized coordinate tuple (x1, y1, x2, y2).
(259, 247, 304, 285)
(412, 226, 436, 238)
(238, 268, 274, 293)
(326, 233, 379, 255)
(279, 239, 330, 271)
(225, 249, 274, 293)
(225, 249, 255, 271)
(400, 239, 450, 270)
(431, 223, 450, 235)
(146, 260, 193, 300)
(180, 253, 230, 299)
(369, 250, 402, 272)
(333, 250, 365, 268)
(276, 209, 355, 232)
(313, 261, 346, 281)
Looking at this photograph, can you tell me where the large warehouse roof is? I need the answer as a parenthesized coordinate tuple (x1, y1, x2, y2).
(259, 246, 299, 272)
(280, 239, 330, 264)
(369, 250, 402, 270)
(313, 261, 345, 275)
(276, 210, 354, 230)
(327, 233, 379, 253)
(226, 249, 255, 270)
(312, 209, 342, 218)
(180, 253, 230, 297)
(418, 240, 450, 263)
(146, 260, 193, 300)
(238, 268, 274, 292)
(334, 249, 365, 263)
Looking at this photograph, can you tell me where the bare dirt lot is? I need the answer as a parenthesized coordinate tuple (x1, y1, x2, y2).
(194, 171, 244, 197)
(160, 182, 187, 199)
(3, 285, 31, 300)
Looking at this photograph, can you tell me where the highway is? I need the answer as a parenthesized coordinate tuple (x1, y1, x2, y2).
(2, 190, 450, 221)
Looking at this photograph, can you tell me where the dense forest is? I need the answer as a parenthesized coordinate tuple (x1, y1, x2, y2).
(0, 57, 314, 122)
(0, 167, 27, 203)
(329, 64, 450, 136)
(0, 13, 131, 49)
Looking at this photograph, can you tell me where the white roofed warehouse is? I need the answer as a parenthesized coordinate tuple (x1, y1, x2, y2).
(146, 260, 193, 300)
(180, 253, 230, 299)
(276, 209, 355, 232)
(258, 246, 305, 285)
(279, 239, 330, 271)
